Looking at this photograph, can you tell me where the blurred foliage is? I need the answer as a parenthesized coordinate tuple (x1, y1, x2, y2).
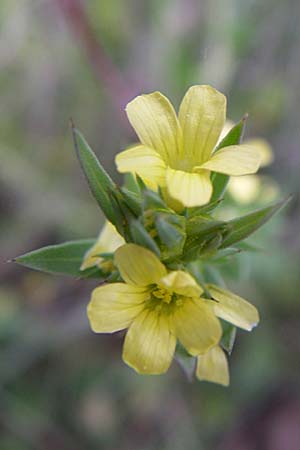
(1, 0, 300, 449)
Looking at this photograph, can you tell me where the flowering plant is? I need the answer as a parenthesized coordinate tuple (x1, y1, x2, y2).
(15, 85, 289, 385)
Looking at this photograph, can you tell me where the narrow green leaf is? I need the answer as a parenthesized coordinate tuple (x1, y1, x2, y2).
(14, 239, 100, 277)
(220, 196, 292, 248)
(71, 126, 121, 228)
(211, 116, 247, 202)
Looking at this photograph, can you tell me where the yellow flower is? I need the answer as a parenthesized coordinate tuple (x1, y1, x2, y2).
(87, 244, 259, 376)
(80, 221, 124, 271)
(116, 85, 261, 208)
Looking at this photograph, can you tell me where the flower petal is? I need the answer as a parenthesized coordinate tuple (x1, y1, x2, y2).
(178, 85, 226, 165)
(115, 145, 166, 190)
(125, 92, 181, 165)
(87, 283, 149, 333)
(123, 309, 176, 374)
(159, 270, 203, 298)
(166, 167, 212, 207)
(197, 145, 261, 175)
(114, 244, 167, 287)
(196, 345, 229, 386)
(173, 298, 222, 356)
(207, 284, 259, 331)
(81, 221, 124, 270)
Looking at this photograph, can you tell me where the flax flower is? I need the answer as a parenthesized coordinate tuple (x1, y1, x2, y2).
(88, 244, 259, 375)
(116, 85, 261, 207)
(80, 221, 124, 271)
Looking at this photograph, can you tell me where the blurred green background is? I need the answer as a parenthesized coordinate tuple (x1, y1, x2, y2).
(1, 1, 300, 449)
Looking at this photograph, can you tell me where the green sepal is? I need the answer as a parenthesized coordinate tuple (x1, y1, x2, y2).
(129, 220, 161, 256)
(183, 217, 229, 261)
(211, 115, 247, 202)
(186, 215, 226, 236)
(120, 187, 142, 216)
(13, 239, 104, 278)
(207, 247, 242, 264)
(123, 173, 141, 196)
(155, 213, 186, 260)
(174, 343, 196, 382)
(221, 321, 237, 355)
(220, 195, 292, 249)
(143, 189, 170, 212)
(187, 198, 224, 217)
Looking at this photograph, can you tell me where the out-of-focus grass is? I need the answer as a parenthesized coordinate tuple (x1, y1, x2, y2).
(1, 1, 300, 449)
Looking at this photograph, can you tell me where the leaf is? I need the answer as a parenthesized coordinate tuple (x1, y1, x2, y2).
(210, 116, 247, 202)
(71, 126, 124, 232)
(14, 239, 102, 278)
(220, 196, 291, 249)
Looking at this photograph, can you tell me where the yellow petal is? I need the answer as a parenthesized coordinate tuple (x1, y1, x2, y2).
(114, 244, 167, 287)
(123, 308, 176, 374)
(178, 85, 226, 165)
(173, 298, 222, 356)
(207, 284, 259, 331)
(81, 221, 124, 270)
(196, 345, 229, 386)
(159, 270, 203, 298)
(125, 92, 181, 165)
(115, 145, 167, 190)
(166, 167, 212, 207)
(198, 145, 261, 176)
(87, 283, 149, 333)
(244, 138, 274, 167)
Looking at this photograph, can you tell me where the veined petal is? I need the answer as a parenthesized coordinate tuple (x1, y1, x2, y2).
(207, 284, 259, 331)
(198, 145, 261, 176)
(115, 244, 167, 287)
(123, 308, 176, 374)
(196, 346, 229, 386)
(81, 221, 124, 270)
(87, 283, 149, 333)
(125, 92, 181, 165)
(159, 270, 203, 298)
(166, 167, 212, 207)
(173, 298, 222, 356)
(115, 145, 166, 190)
(178, 85, 226, 165)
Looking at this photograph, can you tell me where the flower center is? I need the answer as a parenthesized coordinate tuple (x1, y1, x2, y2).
(152, 287, 174, 304)
(148, 286, 185, 313)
